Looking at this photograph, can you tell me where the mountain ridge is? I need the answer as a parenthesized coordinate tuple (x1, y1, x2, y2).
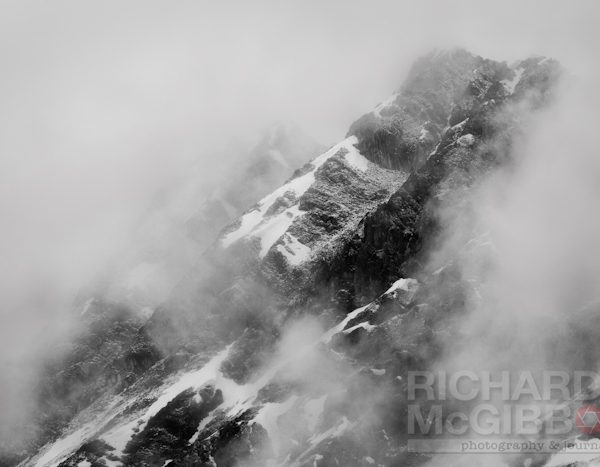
(11, 49, 572, 467)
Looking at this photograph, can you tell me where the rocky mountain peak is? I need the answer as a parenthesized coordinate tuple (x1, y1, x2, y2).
(12, 50, 569, 467)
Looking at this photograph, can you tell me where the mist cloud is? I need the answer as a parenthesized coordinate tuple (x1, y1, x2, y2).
(1, 0, 599, 458)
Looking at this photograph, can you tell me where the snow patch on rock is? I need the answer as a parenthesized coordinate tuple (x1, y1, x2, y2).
(277, 232, 312, 266)
(321, 304, 370, 343)
(344, 145, 370, 172)
(385, 278, 418, 295)
(451, 118, 469, 131)
(252, 205, 304, 257)
(343, 321, 377, 334)
(457, 134, 475, 147)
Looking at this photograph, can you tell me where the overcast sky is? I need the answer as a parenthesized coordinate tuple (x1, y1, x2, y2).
(0, 0, 598, 365)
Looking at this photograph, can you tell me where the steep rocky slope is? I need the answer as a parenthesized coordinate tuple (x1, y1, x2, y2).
(14, 50, 573, 467)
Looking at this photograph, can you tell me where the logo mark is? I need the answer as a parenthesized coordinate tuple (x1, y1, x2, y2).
(576, 405, 600, 435)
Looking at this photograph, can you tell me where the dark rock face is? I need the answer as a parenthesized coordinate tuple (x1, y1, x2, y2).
(123, 385, 223, 466)
(18, 51, 566, 467)
(348, 49, 507, 171)
(196, 411, 268, 467)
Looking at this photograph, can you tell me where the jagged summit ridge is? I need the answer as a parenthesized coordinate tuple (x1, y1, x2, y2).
(216, 49, 559, 289)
